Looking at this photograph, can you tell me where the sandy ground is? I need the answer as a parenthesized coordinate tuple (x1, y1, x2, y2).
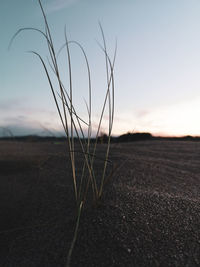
(0, 140, 200, 266)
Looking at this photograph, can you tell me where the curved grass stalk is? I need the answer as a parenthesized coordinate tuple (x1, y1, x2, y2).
(90, 41, 117, 179)
(98, 56, 115, 197)
(57, 40, 96, 201)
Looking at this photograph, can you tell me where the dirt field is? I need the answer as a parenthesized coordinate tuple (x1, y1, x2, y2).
(0, 140, 200, 266)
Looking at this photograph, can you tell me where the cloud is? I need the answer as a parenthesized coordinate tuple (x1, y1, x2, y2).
(0, 98, 22, 110)
(44, 0, 79, 13)
(135, 109, 150, 119)
(0, 103, 64, 137)
(0, 114, 64, 137)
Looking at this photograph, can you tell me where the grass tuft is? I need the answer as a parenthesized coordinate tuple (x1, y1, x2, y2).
(10, 0, 116, 265)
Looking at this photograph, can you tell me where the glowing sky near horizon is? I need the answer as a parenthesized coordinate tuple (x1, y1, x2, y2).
(1, 0, 200, 137)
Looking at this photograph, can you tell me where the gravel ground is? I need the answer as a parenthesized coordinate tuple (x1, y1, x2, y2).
(0, 140, 199, 266)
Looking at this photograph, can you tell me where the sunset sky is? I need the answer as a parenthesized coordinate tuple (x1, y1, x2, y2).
(1, 0, 200, 137)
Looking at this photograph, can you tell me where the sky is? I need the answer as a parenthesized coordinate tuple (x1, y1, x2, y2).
(1, 0, 200, 137)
